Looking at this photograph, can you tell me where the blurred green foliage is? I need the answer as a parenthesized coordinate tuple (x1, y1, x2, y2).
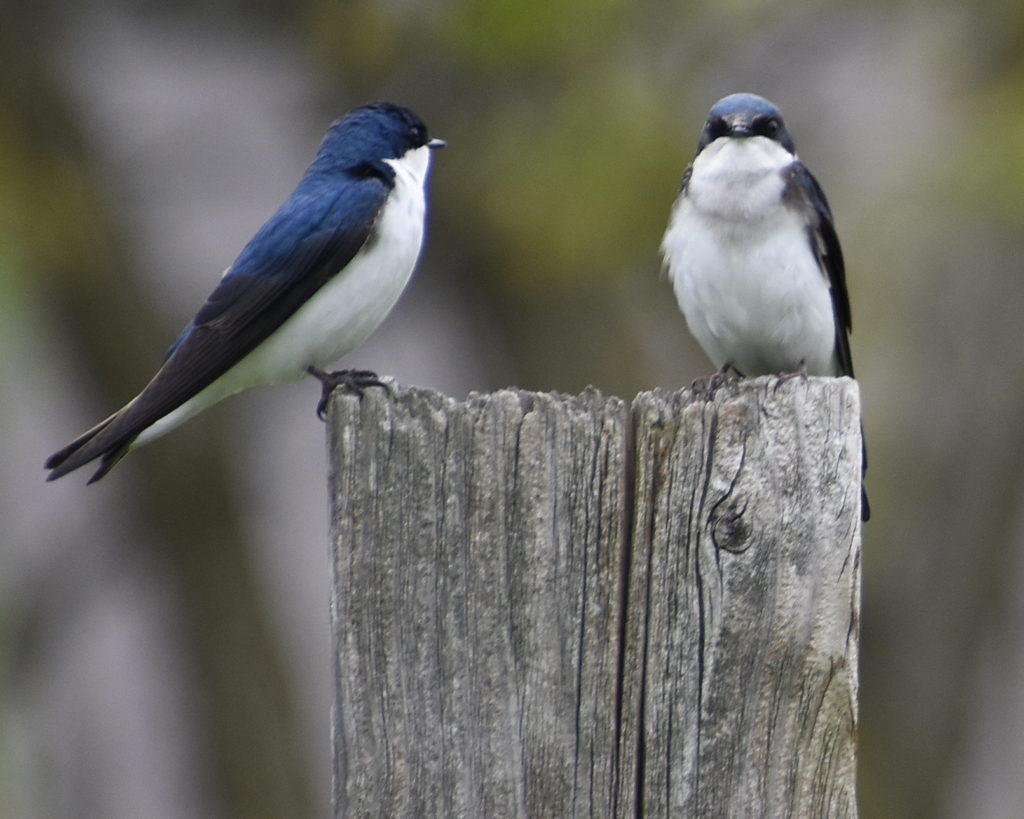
(0, 121, 111, 276)
(7, 0, 1024, 817)
(958, 17, 1024, 221)
(442, 0, 623, 65)
(466, 84, 680, 292)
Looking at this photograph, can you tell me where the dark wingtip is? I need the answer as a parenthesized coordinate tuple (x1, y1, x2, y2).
(45, 442, 129, 484)
(43, 412, 134, 483)
(45, 457, 83, 483)
(44, 446, 79, 481)
(85, 448, 127, 484)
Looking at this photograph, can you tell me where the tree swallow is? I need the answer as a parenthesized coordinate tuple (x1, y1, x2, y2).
(661, 92, 868, 519)
(46, 101, 444, 483)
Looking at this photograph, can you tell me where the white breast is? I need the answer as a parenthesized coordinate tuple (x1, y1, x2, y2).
(136, 144, 435, 444)
(661, 137, 839, 377)
(241, 144, 433, 377)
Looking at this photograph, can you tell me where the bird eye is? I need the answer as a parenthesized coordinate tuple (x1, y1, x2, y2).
(756, 116, 780, 137)
(705, 117, 727, 141)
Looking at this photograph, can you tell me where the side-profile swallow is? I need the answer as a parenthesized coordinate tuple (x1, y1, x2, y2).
(46, 102, 444, 482)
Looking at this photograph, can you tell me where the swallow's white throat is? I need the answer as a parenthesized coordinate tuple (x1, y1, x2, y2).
(662, 136, 840, 377)
(136, 144, 436, 445)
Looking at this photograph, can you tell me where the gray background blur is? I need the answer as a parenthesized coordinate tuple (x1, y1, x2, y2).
(3, 0, 1023, 816)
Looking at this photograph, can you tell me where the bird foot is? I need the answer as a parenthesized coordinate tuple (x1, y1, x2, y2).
(698, 362, 737, 400)
(773, 360, 809, 393)
(307, 366, 386, 419)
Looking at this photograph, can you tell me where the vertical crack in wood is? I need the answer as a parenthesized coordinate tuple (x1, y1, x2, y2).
(692, 401, 719, 811)
(613, 398, 637, 818)
(328, 378, 860, 818)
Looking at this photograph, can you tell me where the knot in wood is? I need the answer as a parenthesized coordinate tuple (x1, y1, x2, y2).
(710, 496, 753, 552)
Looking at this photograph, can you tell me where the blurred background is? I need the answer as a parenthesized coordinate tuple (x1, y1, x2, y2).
(3, 0, 1023, 816)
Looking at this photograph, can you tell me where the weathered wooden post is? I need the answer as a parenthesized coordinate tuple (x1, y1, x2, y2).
(326, 377, 862, 818)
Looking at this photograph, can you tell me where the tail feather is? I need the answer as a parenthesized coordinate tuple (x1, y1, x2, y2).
(45, 405, 139, 482)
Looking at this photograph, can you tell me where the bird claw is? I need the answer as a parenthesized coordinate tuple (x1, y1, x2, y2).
(773, 360, 809, 393)
(700, 362, 737, 400)
(307, 366, 386, 419)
